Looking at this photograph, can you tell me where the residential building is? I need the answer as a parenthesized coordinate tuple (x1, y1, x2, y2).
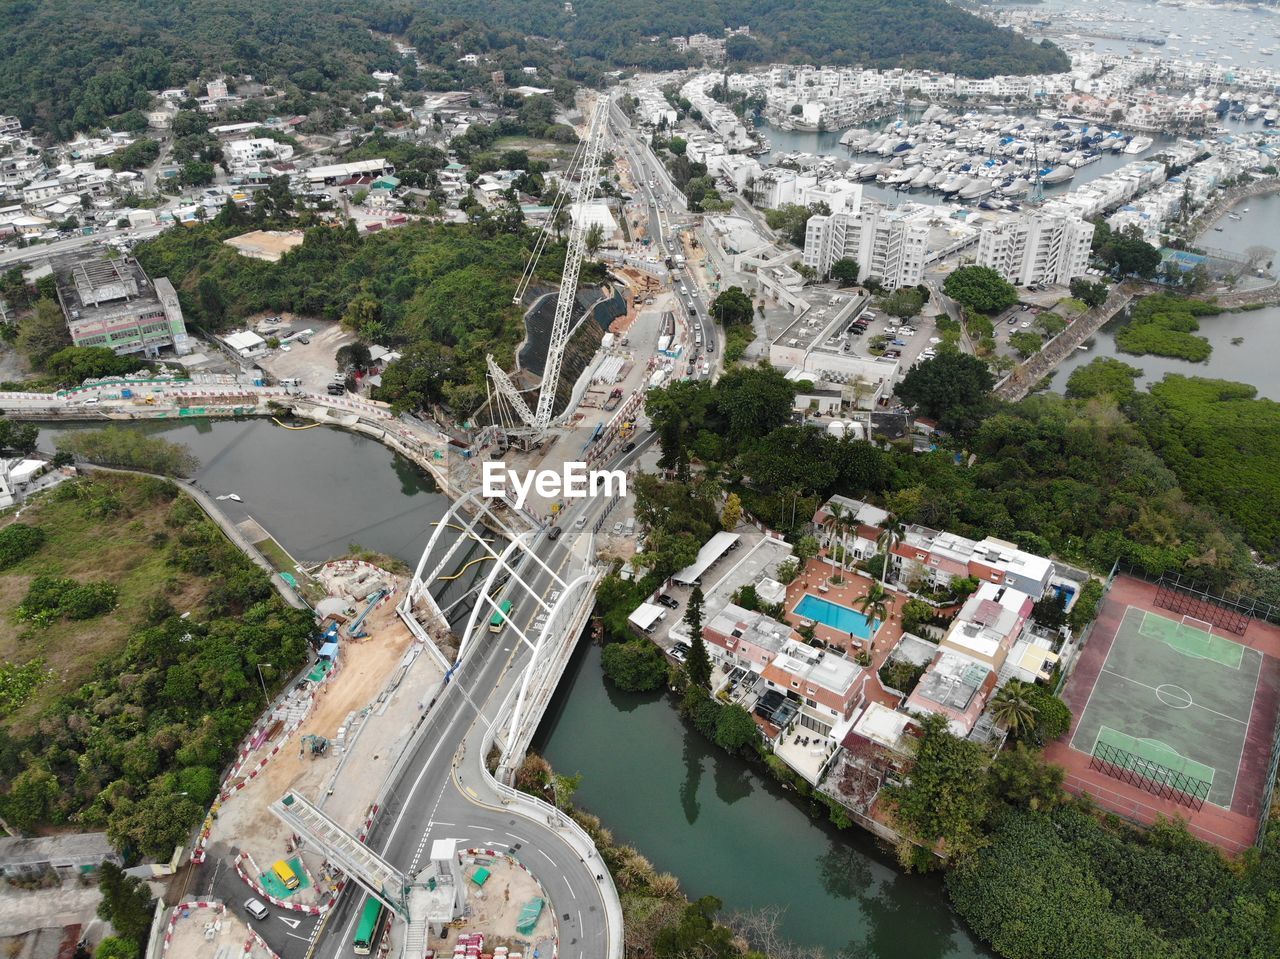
(702, 603, 796, 673)
(891, 525, 1056, 600)
(812, 495, 888, 564)
(975, 210, 1093, 287)
(224, 137, 294, 173)
(905, 649, 998, 737)
(207, 77, 229, 100)
(761, 638, 867, 736)
(803, 205, 931, 288)
(938, 581, 1034, 673)
(53, 255, 191, 357)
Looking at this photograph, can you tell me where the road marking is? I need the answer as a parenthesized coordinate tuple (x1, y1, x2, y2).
(277, 916, 301, 929)
(473, 824, 493, 831)
(466, 787, 478, 799)
(538, 849, 554, 865)
(507, 833, 529, 844)
(285, 932, 312, 942)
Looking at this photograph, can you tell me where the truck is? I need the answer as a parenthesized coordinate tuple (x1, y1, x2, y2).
(674, 254, 686, 269)
(603, 387, 624, 411)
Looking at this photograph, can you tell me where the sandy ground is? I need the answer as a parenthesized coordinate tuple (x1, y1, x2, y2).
(223, 230, 305, 262)
(167, 902, 274, 959)
(462, 855, 555, 948)
(205, 586, 443, 906)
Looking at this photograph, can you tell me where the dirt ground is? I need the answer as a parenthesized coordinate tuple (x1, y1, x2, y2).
(208, 597, 415, 902)
(222, 230, 305, 262)
(256, 321, 354, 393)
(462, 855, 554, 946)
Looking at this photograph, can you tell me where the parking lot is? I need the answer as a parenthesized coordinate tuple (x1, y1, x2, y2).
(255, 319, 355, 392)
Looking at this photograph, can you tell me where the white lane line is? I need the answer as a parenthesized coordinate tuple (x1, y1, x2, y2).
(537, 849, 554, 865)
(507, 833, 529, 844)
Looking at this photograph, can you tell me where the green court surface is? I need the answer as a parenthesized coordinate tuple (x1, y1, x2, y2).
(1070, 606, 1262, 809)
(259, 857, 310, 899)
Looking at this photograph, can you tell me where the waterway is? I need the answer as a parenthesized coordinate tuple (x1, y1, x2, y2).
(534, 642, 988, 958)
(35, 418, 451, 563)
(1051, 190, 1280, 398)
(31, 415, 987, 957)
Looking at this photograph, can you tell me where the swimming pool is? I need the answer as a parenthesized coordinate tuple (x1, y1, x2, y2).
(793, 594, 878, 639)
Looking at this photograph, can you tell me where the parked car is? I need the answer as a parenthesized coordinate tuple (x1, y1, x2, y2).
(613, 522, 624, 534)
(658, 594, 680, 609)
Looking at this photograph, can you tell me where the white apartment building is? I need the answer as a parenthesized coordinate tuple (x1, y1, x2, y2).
(803, 206, 931, 288)
(975, 211, 1093, 287)
(224, 137, 294, 173)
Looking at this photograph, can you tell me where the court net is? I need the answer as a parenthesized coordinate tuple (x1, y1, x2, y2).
(1090, 739, 1210, 811)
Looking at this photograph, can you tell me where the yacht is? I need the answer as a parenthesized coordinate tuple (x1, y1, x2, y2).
(1041, 165, 1076, 184)
(1124, 135, 1154, 154)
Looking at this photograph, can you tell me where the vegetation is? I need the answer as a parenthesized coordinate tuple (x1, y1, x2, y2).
(709, 287, 753, 327)
(1114, 294, 1217, 361)
(1135, 375, 1280, 560)
(1069, 277, 1110, 309)
(421, 0, 1068, 79)
(0, 476, 314, 856)
(764, 203, 828, 248)
(96, 862, 156, 956)
(136, 217, 549, 415)
(56, 428, 199, 476)
(1008, 330, 1043, 358)
(896, 352, 995, 435)
(1093, 222, 1162, 279)
(943, 266, 1019, 314)
(830, 257, 860, 286)
(1065, 357, 1143, 399)
(601, 638, 669, 692)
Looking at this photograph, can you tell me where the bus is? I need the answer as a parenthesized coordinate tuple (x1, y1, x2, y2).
(489, 599, 514, 633)
(352, 895, 387, 955)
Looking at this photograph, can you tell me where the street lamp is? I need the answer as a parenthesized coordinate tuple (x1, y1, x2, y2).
(256, 663, 272, 703)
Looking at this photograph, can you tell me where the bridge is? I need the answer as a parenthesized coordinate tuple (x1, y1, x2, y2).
(276, 468, 639, 959)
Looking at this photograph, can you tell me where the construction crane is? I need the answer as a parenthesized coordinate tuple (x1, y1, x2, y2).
(486, 98, 609, 442)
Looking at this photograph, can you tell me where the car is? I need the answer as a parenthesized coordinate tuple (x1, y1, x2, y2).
(679, 285, 688, 294)
(658, 594, 680, 609)
(298, 336, 310, 345)
(245, 899, 269, 921)
(549, 590, 562, 603)
(613, 522, 624, 534)
(574, 515, 588, 529)
(279, 344, 291, 352)
(1020, 321, 1032, 329)
(670, 646, 688, 663)
(706, 342, 714, 354)
(622, 441, 637, 453)
(1007, 316, 1018, 325)
(547, 525, 563, 540)
(687, 362, 696, 375)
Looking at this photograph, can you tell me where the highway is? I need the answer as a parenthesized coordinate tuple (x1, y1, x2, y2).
(608, 96, 719, 371)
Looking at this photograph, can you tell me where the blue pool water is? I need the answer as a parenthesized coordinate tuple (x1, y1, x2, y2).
(794, 594, 877, 639)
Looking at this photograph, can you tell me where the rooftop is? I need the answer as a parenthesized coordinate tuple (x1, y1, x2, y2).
(910, 651, 993, 714)
(771, 637, 862, 695)
(673, 531, 740, 585)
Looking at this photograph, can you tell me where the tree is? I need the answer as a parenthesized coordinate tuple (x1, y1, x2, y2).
(876, 513, 904, 587)
(990, 681, 1038, 738)
(601, 639, 668, 692)
(895, 352, 995, 435)
(1069, 277, 1109, 308)
(989, 743, 1064, 811)
(16, 298, 72, 369)
(684, 586, 712, 689)
(943, 266, 1018, 314)
(1096, 223, 1162, 279)
(178, 160, 215, 187)
(1009, 330, 1043, 358)
(853, 583, 891, 653)
(335, 342, 373, 372)
(720, 492, 742, 531)
(714, 363, 795, 445)
(97, 862, 156, 948)
(56, 428, 198, 476)
(1064, 357, 1141, 399)
(830, 257, 860, 286)
(709, 286, 753, 326)
(0, 764, 59, 830)
(776, 558, 800, 584)
(881, 287, 925, 319)
(95, 937, 139, 959)
(884, 713, 991, 858)
(1031, 591, 1067, 630)
(713, 704, 758, 752)
(1023, 685, 1071, 743)
(584, 222, 605, 257)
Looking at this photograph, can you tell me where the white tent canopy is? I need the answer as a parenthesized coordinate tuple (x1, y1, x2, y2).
(628, 602, 666, 632)
(672, 531, 740, 586)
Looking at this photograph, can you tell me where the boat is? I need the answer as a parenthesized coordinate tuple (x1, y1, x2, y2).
(909, 166, 934, 188)
(216, 493, 243, 502)
(1041, 165, 1076, 184)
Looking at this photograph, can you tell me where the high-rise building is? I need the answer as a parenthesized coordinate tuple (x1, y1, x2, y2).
(975, 211, 1093, 287)
(803, 205, 931, 288)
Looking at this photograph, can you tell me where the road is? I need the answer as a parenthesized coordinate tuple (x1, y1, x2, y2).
(0, 224, 164, 269)
(608, 96, 718, 374)
(221, 437, 655, 959)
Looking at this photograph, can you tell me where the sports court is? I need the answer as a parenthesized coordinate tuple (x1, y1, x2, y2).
(1069, 605, 1261, 809)
(1048, 573, 1280, 854)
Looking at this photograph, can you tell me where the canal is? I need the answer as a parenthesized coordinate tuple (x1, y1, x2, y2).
(535, 641, 987, 958)
(33, 416, 987, 957)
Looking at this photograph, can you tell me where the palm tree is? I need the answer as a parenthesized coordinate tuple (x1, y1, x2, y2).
(991, 681, 1038, 739)
(877, 513, 904, 588)
(853, 583, 891, 656)
(824, 502, 848, 570)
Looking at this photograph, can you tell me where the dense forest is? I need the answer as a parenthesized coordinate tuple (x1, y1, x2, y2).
(0, 473, 314, 858)
(0, 0, 1067, 136)
(420, 0, 1069, 77)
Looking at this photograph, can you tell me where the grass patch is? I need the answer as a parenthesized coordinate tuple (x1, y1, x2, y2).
(723, 324, 757, 364)
(0, 474, 210, 729)
(254, 536, 297, 575)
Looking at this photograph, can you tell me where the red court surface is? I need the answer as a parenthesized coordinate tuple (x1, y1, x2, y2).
(1044, 574, 1280, 854)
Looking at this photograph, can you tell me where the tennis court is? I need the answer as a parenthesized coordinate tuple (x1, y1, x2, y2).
(1069, 605, 1263, 809)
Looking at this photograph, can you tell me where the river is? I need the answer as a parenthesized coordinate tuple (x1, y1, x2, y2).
(32, 416, 986, 957)
(535, 642, 987, 958)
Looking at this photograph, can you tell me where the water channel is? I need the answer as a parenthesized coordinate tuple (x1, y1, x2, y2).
(32, 416, 986, 957)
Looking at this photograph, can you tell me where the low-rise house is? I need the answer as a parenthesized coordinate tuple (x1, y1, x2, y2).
(0, 832, 119, 881)
(904, 649, 998, 737)
(813, 495, 888, 565)
(761, 638, 866, 737)
(702, 602, 795, 672)
(939, 581, 1033, 673)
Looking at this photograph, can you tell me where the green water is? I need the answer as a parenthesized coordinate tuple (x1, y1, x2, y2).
(536, 642, 989, 958)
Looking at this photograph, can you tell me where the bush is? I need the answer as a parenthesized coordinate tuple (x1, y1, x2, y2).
(0, 523, 46, 569)
(601, 639, 669, 692)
